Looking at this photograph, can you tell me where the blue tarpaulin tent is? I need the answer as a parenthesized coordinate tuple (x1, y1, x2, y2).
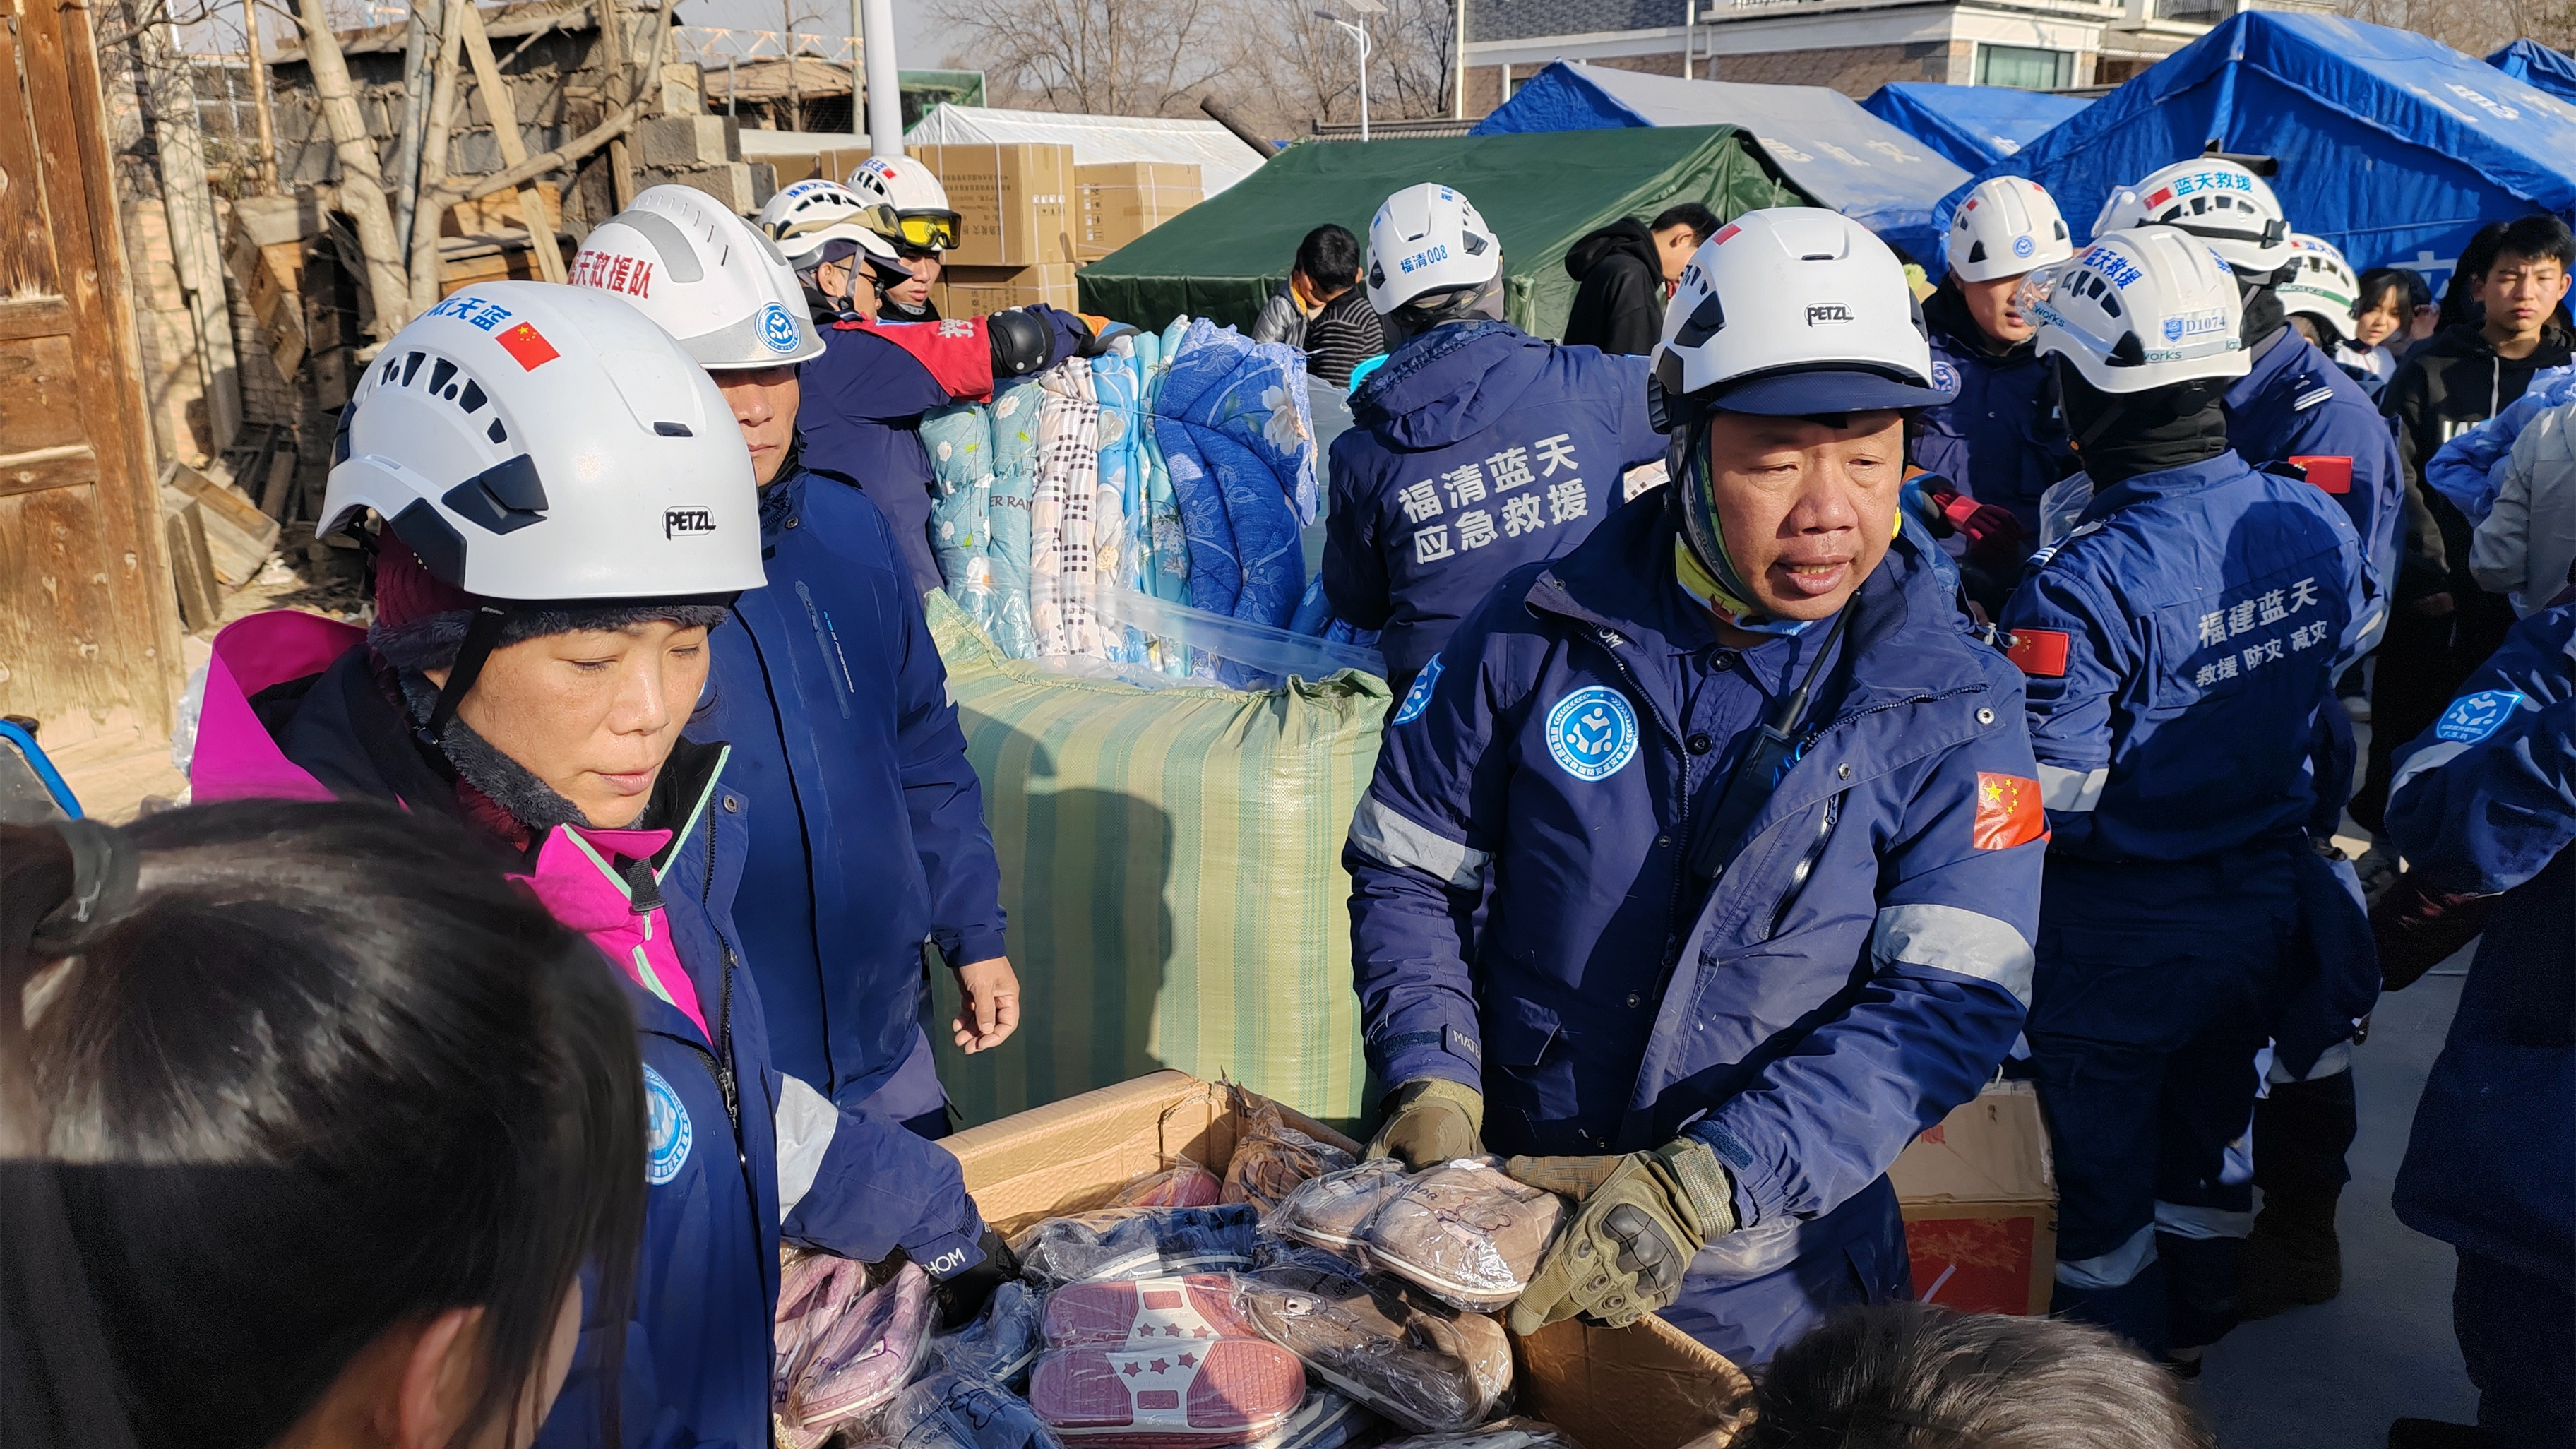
(1860, 83, 2092, 172)
(1932, 14, 2576, 292)
(1472, 60, 1967, 265)
(2491, 40, 2576, 105)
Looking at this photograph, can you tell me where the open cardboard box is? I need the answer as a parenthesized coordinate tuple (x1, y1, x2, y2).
(943, 1071, 1754, 1449)
(1887, 1080, 2058, 1316)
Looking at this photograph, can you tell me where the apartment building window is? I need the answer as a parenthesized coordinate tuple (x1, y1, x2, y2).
(1977, 44, 2073, 90)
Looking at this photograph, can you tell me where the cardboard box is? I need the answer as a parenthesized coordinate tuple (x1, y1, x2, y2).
(752, 144, 872, 190)
(1076, 162, 1202, 258)
(915, 142, 1077, 268)
(942, 1071, 1755, 1449)
(934, 262, 1080, 318)
(1887, 1080, 2059, 1316)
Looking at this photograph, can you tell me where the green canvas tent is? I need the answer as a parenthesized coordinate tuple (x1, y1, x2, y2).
(1076, 126, 1800, 340)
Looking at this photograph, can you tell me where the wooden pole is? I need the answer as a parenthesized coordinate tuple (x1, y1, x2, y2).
(407, 0, 464, 312)
(294, 0, 410, 336)
(240, 0, 280, 192)
(592, 0, 636, 209)
(456, 0, 566, 282)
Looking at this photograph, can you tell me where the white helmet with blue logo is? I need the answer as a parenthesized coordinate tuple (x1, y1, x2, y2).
(572, 184, 825, 369)
(1948, 175, 2074, 282)
(2093, 156, 2294, 278)
(2023, 225, 2249, 393)
(1366, 183, 1503, 315)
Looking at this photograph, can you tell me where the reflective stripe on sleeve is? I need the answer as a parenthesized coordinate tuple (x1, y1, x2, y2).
(2156, 1199, 2255, 1241)
(2386, 739, 2469, 811)
(775, 1073, 839, 1224)
(2037, 762, 2109, 813)
(1869, 902, 2035, 1006)
(1347, 795, 1490, 889)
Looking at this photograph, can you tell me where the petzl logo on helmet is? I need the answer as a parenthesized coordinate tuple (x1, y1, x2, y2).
(1545, 686, 1639, 782)
(643, 1066, 693, 1185)
(2012, 234, 2036, 259)
(1805, 303, 1854, 326)
(760, 302, 801, 353)
(665, 507, 717, 539)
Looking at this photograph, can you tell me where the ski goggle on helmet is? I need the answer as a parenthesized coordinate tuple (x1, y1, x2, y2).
(1647, 209, 1953, 634)
(847, 156, 962, 253)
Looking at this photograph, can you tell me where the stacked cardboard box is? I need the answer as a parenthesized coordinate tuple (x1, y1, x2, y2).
(934, 263, 1080, 317)
(1887, 1080, 2060, 1315)
(911, 143, 1080, 317)
(1075, 161, 1202, 259)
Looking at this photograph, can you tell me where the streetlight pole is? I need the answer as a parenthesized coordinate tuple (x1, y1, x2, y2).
(1315, 11, 1368, 141)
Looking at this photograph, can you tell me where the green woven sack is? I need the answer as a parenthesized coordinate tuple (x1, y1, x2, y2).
(924, 591, 1389, 1134)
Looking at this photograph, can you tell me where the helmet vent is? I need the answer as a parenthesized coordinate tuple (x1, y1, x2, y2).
(402, 351, 429, 386)
(1462, 231, 1489, 256)
(2109, 333, 2147, 366)
(487, 419, 508, 445)
(441, 453, 550, 535)
(1966, 241, 1987, 264)
(1674, 291, 1727, 347)
(429, 358, 458, 395)
(655, 422, 695, 437)
(459, 379, 487, 413)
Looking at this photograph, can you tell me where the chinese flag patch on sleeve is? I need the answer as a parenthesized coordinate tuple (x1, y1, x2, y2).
(2288, 455, 2353, 494)
(495, 321, 559, 371)
(2004, 628, 2070, 677)
(1974, 772, 2048, 850)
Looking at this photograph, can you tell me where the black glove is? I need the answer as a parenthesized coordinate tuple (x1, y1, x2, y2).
(930, 1226, 1019, 1329)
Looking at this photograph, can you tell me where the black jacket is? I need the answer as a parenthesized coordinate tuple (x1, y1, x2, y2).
(1560, 219, 1666, 356)
(2383, 321, 2576, 601)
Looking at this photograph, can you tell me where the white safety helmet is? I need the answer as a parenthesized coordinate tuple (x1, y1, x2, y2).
(1650, 208, 1952, 417)
(571, 184, 825, 369)
(770, 199, 909, 276)
(2022, 226, 2250, 393)
(757, 177, 869, 232)
(1366, 183, 1503, 316)
(847, 155, 962, 251)
(2277, 233, 2361, 332)
(324, 282, 763, 602)
(2093, 156, 2294, 278)
(1948, 176, 2075, 282)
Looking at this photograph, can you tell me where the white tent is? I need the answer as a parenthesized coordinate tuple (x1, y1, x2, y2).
(902, 104, 1268, 195)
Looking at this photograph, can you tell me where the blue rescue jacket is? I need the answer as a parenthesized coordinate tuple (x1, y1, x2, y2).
(699, 457, 1006, 1109)
(1323, 321, 1664, 678)
(2389, 604, 2576, 1289)
(1916, 295, 2075, 536)
(798, 326, 970, 596)
(2222, 327, 2402, 655)
(1348, 492, 2043, 1264)
(1998, 452, 2366, 864)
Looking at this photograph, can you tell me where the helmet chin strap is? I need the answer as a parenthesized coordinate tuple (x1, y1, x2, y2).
(421, 602, 513, 746)
(1675, 537, 1814, 638)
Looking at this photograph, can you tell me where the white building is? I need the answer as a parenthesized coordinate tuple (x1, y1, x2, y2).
(1459, 0, 2330, 107)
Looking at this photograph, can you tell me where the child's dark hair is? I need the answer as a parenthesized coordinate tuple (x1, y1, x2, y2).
(1748, 1302, 2216, 1449)
(2438, 221, 2511, 332)
(1296, 224, 1366, 291)
(1653, 202, 1723, 244)
(0, 800, 647, 1449)
(2356, 264, 2431, 322)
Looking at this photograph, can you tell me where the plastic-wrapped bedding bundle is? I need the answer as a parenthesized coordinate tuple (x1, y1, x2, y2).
(986, 377, 1045, 657)
(1031, 361, 1105, 659)
(1092, 343, 1149, 664)
(1151, 319, 1317, 684)
(1135, 328, 1189, 611)
(925, 401, 998, 631)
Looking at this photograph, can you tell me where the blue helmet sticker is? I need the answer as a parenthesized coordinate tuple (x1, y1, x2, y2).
(2012, 234, 2036, 259)
(760, 302, 801, 354)
(1393, 655, 1443, 725)
(1545, 686, 1640, 782)
(2434, 688, 2524, 744)
(643, 1065, 694, 1185)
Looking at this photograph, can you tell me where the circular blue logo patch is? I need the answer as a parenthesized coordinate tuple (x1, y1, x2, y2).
(1544, 686, 1639, 782)
(1931, 360, 1961, 393)
(2434, 688, 2524, 744)
(1393, 655, 1443, 726)
(643, 1065, 693, 1186)
(760, 302, 801, 354)
(2012, 234, 2037, 259)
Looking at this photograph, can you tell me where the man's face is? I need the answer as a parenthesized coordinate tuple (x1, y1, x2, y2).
(2476, 250, 2570, 338)
(714, 365, 801, 486)
(1652, 223, 1702, 285)
(891, 247, 941, 309)
(1698, 409, 1905, 620)
(1955, 270, 2036, 344)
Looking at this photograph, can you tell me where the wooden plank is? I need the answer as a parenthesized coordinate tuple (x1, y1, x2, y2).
(12, 0, 182, 728)
(0, 485, 129, 726)
(0, 18, 56, 299)
(0, 297, 71, 342)
(0, 332, 102, 454)
(166, 461, 281, 567)
(0, 443, 98, 499)
(162, 491, 222, 631)
(455, 3, 566, 284)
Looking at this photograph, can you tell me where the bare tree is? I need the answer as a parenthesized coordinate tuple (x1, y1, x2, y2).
(2337, 0, 2576, 57)
(930, 0, 1229, 115)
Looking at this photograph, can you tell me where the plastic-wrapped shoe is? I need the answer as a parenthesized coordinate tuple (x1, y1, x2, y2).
(877, 1367, 1066, 1449)
(1360, 1161, 1563, 1310)
(1029, 1338, 1308, 1448)
(1236, 1267, 1508, 1434)
(1376, 1419, 1577, 1449)
(1224, 1092, 1360, 1215)
(1117, 1160, 1227, 1209)
(1014, 1205, 1263, 1288)
(1247, 1389, 1383, 1449)
(1044, 1274, 1259, 1347)
(1268, 1161, 1412, 1260)
(935, 1278, 1045, 1388)
(780, 1263, 936, 1443)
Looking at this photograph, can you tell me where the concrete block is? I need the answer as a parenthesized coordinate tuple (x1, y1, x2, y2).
(638, 115, 733, 169)
(638, 162, 761, 215)
(660, 62, 705, 117)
